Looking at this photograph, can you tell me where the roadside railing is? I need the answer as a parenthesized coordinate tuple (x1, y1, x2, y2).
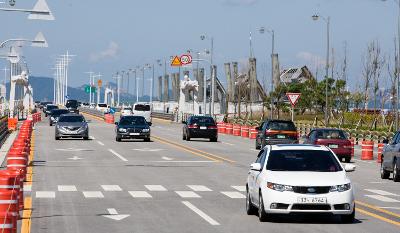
(0, 116, 8, 146)
(152, 111, 174, 121)
(78, 107, 105, 119)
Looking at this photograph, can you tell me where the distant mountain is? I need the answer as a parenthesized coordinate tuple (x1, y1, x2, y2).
(6, 76, 139, 104)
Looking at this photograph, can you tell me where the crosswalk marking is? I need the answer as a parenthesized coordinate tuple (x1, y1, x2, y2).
(145, 185, 167, 191)
(129, 191, 152, 198)
(36, 191, 56, 198)
(187, 185, 212, 192)
(175, 191, 201, 198)
(231, 186, 246, 192)
(83, 191, 104, 198)
(365, 195, 400, 203)
(58, 185, 77, 192)
(101, 185, 122, 191)
(221, 191, 246, 199)
(365, 189, 399, 196)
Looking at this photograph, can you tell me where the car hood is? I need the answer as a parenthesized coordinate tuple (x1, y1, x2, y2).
(57, 122, 86, 127)
(265, 171, 349, 186)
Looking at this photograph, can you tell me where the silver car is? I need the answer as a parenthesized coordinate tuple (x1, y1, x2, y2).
(55, 114, 89, 140)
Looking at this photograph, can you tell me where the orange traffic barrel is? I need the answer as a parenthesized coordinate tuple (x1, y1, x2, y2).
(249, 126, 258, 139)
(7, 157, 27, 180)
(225, 123, 233, 135)
(233, 124, 241, 136)
(0, 171, 22, 212)
(0, 190, 19, 217)
(217, 122, 226, 134)
(241, 125, 249, 138)
(361, 140, 374, 160)
(0, 212, 17, 233)
(377, 143, 384, 163)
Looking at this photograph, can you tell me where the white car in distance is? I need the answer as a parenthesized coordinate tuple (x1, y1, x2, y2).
(96, 103, 109, 113)
(121, 107, 133, 116)
(246, 144, 356, 223)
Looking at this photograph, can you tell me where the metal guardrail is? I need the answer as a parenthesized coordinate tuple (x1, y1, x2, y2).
(78, 107, 105, 119)
(151, 112, 174, 121)
(0, 117, 9, 146)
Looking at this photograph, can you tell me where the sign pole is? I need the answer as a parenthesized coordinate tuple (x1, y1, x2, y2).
(292, 105, 294, 122)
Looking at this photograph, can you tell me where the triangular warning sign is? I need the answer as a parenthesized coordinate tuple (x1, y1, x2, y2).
(171, 56, 182, 67)
(286, 93, 301, 107)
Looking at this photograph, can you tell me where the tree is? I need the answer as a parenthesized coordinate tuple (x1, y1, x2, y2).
(361, 42, 375, 110)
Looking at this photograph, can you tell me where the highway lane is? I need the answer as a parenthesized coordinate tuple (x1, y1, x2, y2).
(25, 115, 400, 233)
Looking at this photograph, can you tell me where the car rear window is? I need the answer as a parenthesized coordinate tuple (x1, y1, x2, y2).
(51, 110, 70, 116)
(316, 130, 347, 139)
(123, 108, 132, 111)
(47, 105, 58, 110)
(189, 117, 215, 125)
(66, 100, 78, 108)
(134, 104, 150, 111)
(267, 121, 296, 131)
(58, 115, 85, 123)
(266, 150, 342, 172)
(98, 104, 107, 107)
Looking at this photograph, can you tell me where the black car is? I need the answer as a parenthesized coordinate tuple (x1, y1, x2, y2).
(381, 133, 400, 182)
(182, 116, 218, 142)
(66, 99, 79, 114)
(49, 109, 70, 126)
(255, 120, 298, 149)
(115, 116, 152, 142)
(45, 104, 59, 117)
(41, 102, 52, 111)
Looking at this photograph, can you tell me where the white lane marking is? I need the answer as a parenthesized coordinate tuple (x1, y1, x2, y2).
(221, 191, 246, 199)
(36, 191, 56, 198)
(145, 185, 167, 191)
(58, 185, 77, 192)
(129, 191, 152, 198)
(83, 191, 104, 198)
(378, 207, 400, 210)
(97, 141, 105, 146)
(108, 149, 128, 162)
(369, 182, 387, 184)
(150, 161, 216, 163)
(102, 208, 130, 221)
(56, 148, 90, 152)
(68, 156, 83, 160)
(108, 208, 118, 215)
(175, 191, 201, 198)
(221, 142, 234, 146)
(187, 185, 212, 192)
(101, 185, 122, 191)
(90, 136, 96, 140)
(353, 159, 374, 164)
(365, 189, 399, 196)
(231, 186, 246, 192)
(250, 149, 258, 152)
(182, 201, 220, 226)
(132, 148, 164, 152)
(162, 156, 173, 161)
(365, 195, 400, 202)
(24, 185, 32, 192)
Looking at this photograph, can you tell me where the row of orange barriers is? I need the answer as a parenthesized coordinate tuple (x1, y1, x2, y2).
(8, 113, 42, 132)
(104, 114, 115, 124)
(361, 140, 385, 163)
(0, 118, 36, 232)
(217, 123, 258, 139)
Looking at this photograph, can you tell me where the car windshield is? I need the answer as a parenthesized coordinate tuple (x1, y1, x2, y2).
(266, 150, 342, 172)
(58, 115, 85, 123)
(316, 130, 347, 139)
(134, 104, 150, 111)
(66, 100, 78, 108)
(47, 105, 58, 110)
(189, 117, 215, 125)
(123, 108, 132, 111)
(98, 104, 107, 107)
(267, 121, 296, 131)
(119, 117, 146, 125)
(51, 110, 70, 116)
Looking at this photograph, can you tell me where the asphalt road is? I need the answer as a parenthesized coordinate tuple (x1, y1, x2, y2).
(25, 115, 400, 233)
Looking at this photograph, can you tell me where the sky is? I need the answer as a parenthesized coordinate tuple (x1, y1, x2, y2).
(0, 0, 397, 96)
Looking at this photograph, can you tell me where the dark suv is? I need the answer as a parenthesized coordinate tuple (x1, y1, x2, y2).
(66, 99, 79, 114)
(381, 133, 400, 182)
(182, 116, 218, 142)
(255, 120, 298, 149)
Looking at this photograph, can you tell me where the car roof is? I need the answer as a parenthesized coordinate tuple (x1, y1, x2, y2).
(269, 144, 329, 151)
(59, 113, 83, 117)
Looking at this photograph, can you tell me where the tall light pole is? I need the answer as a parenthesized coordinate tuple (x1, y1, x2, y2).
(135, 66, 140, 103)
(312, 14, 330, 126)
(259, 27, 275, 119)
(85, 71, 94, 104)
(0, 0, 55, 20)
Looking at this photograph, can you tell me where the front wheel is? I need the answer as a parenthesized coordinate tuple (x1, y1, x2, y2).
(144, 138, 151, 142)
(393, 160, 400, 182)
(55, 136, 60, 140)
(258, 193, 269, 222)
(344, 156, 351, 163)
(246, 188, 257, 215)
(380, 162, 390, 179)
(210, 137, 217, 142)
(116, 136, 122, 142)
(255, 138, 261, 150)
(340, 204, 355, 223)
(83, 136, 89, 140)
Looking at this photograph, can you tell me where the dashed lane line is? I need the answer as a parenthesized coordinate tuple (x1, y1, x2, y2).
(108, 149, 128, 162)
(220, 191, 246, 199)
(101, 185, 123, 191)
(82, 191, 104, 198)
(187, 185, 212, 192)
(365, 189, 399, 196)
(129, 191, 152, 198)
(182, 201, 220, 226)
(58, 185, 78, 192)
(365, 195, 400, 203)
(175, 191, 201, 198)
(145, 185, 168, 191)
(97, 141, 105, 146)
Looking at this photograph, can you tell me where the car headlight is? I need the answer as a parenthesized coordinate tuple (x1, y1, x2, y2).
(50, 117, 55, 120)
(142, 128, 150, 132)
(267, 182, 293, 192)
(330, 183, 351, 192)
(119, 128, 127, 133)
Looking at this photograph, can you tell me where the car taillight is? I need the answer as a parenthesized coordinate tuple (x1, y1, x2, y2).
(343, 141, 353, 149)
(208, 125, 217, 129)
(188, 124, 198, 129)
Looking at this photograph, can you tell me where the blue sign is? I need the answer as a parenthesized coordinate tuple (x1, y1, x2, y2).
(65, 95, 70, 100)
(109, 108, 115, 114)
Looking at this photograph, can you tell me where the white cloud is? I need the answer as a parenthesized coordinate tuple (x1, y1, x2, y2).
(89, 41, 119, 62)
(296, 51, 325, 67)
(221, 0, 259, 6)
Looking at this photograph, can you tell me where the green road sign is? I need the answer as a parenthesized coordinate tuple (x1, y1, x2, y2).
(85, 85, 97, 93)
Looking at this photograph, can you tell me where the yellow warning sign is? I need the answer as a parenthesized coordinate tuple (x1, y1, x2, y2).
(171, 56, 182, 67)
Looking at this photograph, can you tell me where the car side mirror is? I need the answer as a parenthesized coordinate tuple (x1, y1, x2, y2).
(250, 163, 262, 172)
(148, 122, 152, 126)
(344, 164, 356, 172)
(115, 122, 118, 125)
(383, 139, 389, 144)
(182, 121, 187, 124)
(255, 126, 260, 131)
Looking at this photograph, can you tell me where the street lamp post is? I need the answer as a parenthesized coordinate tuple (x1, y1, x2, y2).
(259, 27, 275, 119)
(0, 0, 55, 20)
(312, 14, 330, 126)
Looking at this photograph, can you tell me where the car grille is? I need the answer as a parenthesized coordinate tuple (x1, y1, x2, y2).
(65, 126, 80, 131)
(292, 186, 330, 194)
(128, 128, 142, 133)
(292, 204, 331, 210)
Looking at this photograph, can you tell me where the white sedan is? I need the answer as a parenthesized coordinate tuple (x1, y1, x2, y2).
(246, 144, 356, 223)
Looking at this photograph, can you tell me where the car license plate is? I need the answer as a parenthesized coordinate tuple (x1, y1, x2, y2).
(277, 135, 286, 139)
(130, 133, 140, 136)
(329, 144, 339, 149)
(297, 197, 327, 204)
(200, 126, 207, 130)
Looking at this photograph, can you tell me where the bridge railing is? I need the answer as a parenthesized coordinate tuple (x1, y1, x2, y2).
(0, 116, 9, 146)
(78, 107, 105, 119)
